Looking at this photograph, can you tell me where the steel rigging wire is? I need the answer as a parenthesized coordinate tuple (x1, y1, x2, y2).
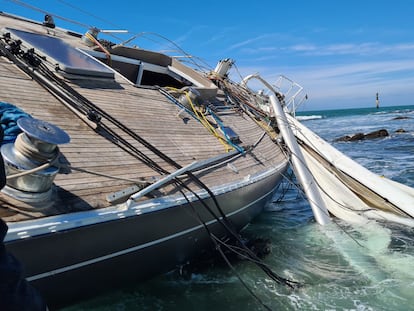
(0, 30, 299, 309)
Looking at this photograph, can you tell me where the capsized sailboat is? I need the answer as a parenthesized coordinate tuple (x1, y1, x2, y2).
(0, 10, 293, 308)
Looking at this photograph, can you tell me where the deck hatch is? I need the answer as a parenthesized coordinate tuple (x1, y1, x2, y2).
(5, 27, 114, 79)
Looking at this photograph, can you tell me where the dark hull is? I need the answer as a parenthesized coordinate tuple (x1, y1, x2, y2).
(5, 163, 288, 308)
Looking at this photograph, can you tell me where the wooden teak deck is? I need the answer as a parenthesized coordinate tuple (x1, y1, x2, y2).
(0, 13, 287, 222)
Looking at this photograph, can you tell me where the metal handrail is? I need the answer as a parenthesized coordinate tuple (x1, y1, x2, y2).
(273, 75, 307, 114)
(241, 73, 307, 116)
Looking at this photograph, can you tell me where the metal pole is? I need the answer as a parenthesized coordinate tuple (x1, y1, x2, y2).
(270, 95, 330, 225)
(127, 161, 199, 206)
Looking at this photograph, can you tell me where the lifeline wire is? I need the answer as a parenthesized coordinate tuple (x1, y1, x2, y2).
(0, 32, 299, 293)
(217, 75, 371, 248)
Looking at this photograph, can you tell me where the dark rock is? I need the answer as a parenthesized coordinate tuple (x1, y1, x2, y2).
(395, 128, 407, 133)
(333, 135, 349, 142)
(348, 133, 366, 141)
(364, 129, 389, 139)
(334, 129, 389, 142)
(392, 116, 411, 120)
(334, 132, 364, 142)
(334, 133, 360, 142)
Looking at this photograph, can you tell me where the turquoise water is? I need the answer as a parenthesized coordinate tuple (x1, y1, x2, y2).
(63, 105, 414, 311)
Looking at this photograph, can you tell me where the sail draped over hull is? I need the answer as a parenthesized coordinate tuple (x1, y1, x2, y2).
(286, 113, 414, 226)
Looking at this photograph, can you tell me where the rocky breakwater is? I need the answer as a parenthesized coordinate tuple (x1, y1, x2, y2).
(334, 129, 389, 142)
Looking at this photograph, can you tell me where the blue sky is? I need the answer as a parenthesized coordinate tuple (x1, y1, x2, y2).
(2, 0, 414, 110)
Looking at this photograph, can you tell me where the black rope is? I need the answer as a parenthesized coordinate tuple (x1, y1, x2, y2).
(0, 34, 237, 233)
(0, 35, 300, 293)
(36, 58, 242, 231)
(179, 188, 282, 311)
(212, 235, 273, 311)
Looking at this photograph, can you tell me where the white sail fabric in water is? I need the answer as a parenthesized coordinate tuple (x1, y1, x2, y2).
(287, 113, 414, 227)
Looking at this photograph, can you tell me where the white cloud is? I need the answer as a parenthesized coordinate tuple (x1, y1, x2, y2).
(290, 44, 317, 52)
(225, 36, 414, 59)
(227, 34, 273, 51)
(232, 58, 414, 110)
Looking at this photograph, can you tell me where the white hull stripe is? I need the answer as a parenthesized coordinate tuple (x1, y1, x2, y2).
(26, 188, 273, 282)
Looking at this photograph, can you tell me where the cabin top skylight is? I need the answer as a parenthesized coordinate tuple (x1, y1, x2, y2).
(5, 27, 114, 79)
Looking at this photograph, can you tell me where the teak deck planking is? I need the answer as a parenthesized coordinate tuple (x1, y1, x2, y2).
(0, 15, 287, 220)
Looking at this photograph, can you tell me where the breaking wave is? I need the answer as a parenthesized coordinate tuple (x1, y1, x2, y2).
(296, 115, 322, 121)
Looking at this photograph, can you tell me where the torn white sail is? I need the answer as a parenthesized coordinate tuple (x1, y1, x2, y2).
(285, 113, 414, 226)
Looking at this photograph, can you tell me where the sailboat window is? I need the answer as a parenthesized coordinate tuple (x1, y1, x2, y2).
(5, 28, 114, 79)
(85, 47, 192, 88)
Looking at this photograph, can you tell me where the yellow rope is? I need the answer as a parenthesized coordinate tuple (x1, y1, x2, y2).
(218, 79, 279, 140)
(85, 32, 112, 66)
(166, 87, 233, 152)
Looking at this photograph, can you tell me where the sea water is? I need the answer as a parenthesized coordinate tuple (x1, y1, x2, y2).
(63, 105, 414, 311)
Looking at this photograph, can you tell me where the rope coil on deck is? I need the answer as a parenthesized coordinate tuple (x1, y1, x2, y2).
(5, 133, 60, 180)
(14, 133, 59, 163)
